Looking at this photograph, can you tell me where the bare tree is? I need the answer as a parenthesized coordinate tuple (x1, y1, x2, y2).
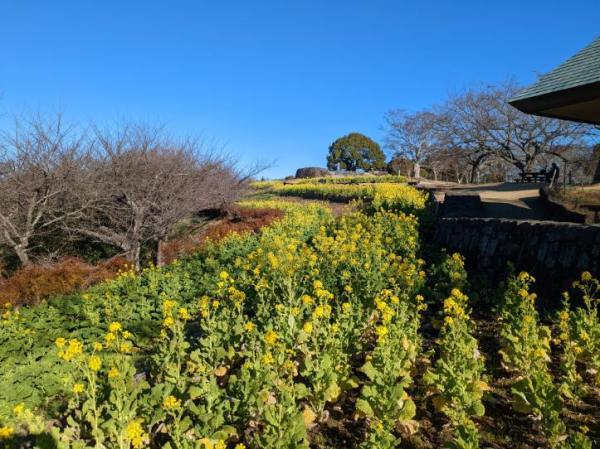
(440, 82, 596, 178)
(424, 147, 471, 183)
(383, 110, 440, 179)
(0, 115, 88, 265)
(435, 94, 495, 183)
(67, 124, 248, 269)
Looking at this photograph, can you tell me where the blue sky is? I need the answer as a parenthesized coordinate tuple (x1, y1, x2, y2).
(1, 1, 598, 178)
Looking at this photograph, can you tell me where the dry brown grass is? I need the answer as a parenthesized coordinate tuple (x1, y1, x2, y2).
(553, 185, 600, 207)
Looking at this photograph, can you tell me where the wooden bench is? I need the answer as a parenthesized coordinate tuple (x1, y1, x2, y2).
(518, 172, 546, 183)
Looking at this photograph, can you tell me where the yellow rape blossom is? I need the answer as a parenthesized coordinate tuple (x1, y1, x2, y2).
(59, 339, 84, 361)
(88, 355, 102, 372)
(261, 352, 274, 365)
(105, 332, 116, 345)
(178, 308, 190, 320)
(125, 419, 148, 449)
(302, 295, 314, 305)
(0, 426, 14, 439)
(162, 299, 177, 311)
(163, 395, 182, 410)
(199, 438, 214, 449)
(163, 316, 175, 328)
(375, 326, 388, 341)
(313, 304, 331, 319)
(13, 403, 24, 416)
(518, 288, 529, 299)
(264, 330, 279, 346)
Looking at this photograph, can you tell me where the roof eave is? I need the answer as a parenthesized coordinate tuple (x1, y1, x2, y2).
(509, 81, 600, 125)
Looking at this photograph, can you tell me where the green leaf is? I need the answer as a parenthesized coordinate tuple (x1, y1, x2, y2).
(355, 398, 374, 417)
(359, 361, 378, 381)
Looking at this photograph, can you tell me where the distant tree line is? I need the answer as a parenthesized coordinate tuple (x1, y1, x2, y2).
(0, 114, 251, 270)
(383, 81, 598, 183)
(327, 81, 598, 184)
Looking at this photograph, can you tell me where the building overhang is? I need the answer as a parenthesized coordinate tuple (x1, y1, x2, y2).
(509, 81, 600, 125)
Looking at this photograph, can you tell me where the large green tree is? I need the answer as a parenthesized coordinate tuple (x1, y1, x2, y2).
(326, 132, 385, 171)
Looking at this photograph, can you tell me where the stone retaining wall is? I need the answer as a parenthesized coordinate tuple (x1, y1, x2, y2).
(539, 187, 587, 223)
(439, 192, 484, 218)
(434, 217, 600, 300)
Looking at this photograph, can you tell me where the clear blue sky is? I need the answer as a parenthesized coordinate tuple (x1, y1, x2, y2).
(1, 1, 598, 178)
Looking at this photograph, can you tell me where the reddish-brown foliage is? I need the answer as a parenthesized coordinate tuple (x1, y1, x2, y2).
(0, 207, 281, 307)
(161, 207, 284, 264)
(0, 257, 127, 307)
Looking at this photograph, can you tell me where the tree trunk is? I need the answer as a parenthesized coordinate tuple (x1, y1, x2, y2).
(468, 165, 478, 184)
(125, 242, 141, 271)
(155, 238, 166, 267)
(413, 162, 421, 179)
(14, 244, 30, 266)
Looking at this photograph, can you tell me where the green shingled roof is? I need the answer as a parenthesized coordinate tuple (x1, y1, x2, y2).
(510, 35, 600, 102)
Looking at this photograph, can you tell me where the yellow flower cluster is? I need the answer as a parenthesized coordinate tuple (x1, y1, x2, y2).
(162, 298, 189, 329)
(88, 355, 102, 372)
(56, 338, 83, 361)
(443, 289, 469, 326)
(264, 330, 279, 346)
(517, 271, 535, 283)
(163, 395, 182, 410)
(104, 321, 135, 353)
(313, 304, 332, 319)
(0, 426, 14, 439)
(267, 181, 427, 214)
(125, 418, 148, 449)
(198, 438, 231, 449)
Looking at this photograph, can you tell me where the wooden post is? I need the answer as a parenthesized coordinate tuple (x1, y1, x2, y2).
(594, 145, 600, 184)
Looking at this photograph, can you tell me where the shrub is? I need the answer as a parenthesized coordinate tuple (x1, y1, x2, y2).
(0, 257, 127, 307)
(161, 207, 284, 264)
(295, 167, 330, 179)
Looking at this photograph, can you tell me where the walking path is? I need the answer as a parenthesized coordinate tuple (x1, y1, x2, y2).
(420, 181, 550, 220)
